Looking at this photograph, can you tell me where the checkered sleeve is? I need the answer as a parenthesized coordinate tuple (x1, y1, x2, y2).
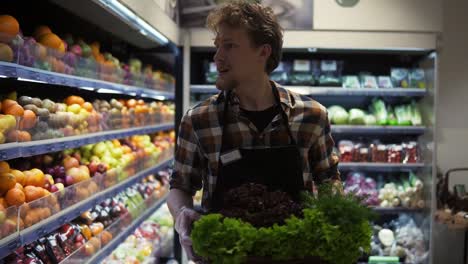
(308, 110, 341, 183)
(170, 111, 203, 195)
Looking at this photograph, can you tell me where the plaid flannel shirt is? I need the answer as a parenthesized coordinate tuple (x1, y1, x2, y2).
(170, 83, 340, 210)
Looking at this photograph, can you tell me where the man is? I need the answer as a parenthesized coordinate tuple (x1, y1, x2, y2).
(168, 0, 340, 260)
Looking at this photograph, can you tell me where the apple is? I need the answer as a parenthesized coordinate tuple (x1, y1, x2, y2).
(92, 142, 107, 157)
(110, 147, 123, 159)
(75, 233, 84, 243)
(0, 114, 16, 133)
(70, 45, 82, 56)
(74, 241, 84, 250)
(45, 174, 54, 185)
(78, 165, 90, 177)
(88, 162, 98, 175)
(72, 152, 81, 163)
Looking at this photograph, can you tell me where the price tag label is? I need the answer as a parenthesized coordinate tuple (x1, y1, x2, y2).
(321, 60, 337, 71)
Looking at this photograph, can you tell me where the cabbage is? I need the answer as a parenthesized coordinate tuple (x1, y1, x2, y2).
(328, 105, 349, 125)
(364, 114, 377, 126)
(348, 108, 366, 125)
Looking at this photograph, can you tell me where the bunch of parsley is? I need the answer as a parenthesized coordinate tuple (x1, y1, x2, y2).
(191, 184, 375, 264)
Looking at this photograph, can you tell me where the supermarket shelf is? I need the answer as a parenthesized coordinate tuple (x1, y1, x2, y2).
(339, 162, 426, 172)
(86, 195, 169, 264)
(371, 207, 424, 214)
(331, 125, 427, 135)
(0, 123, 174, 161)
(0, 62, 174, 100)
(190, 84, 427, 97)
(0, 158, 173, 259)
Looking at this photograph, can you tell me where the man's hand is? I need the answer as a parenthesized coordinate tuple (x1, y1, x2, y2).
(175, 206, 201, 260)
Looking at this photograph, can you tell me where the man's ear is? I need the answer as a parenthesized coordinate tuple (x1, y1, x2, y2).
(259, 44, 272, 61)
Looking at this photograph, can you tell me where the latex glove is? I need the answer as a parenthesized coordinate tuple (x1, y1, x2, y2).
(175, 206, 201, 260)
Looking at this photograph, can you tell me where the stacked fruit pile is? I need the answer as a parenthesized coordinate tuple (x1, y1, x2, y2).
(4, 172, 169, 263)
(0, 15, 175, 91)
(0, 92, 174, 144)
(103, 204, 173, 264)
(0, 131, 173, 239)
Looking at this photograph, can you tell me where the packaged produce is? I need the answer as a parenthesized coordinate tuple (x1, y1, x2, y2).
(318, 60, 343, 86)
(338, 140, 354, 162)
(270, 61, 290, 85)
(289, 60, 317, 85)
(409, 69, 426, 89)
(364, 114, 377, 126)
(390, 68, 410, 88)
(204, 61, 218, 84)
(378, 76, 393, 88)
(344, 172, 379, 206)
(394, 105, 412, 126)
(371, 214, 429, 263)
(360, 74, 378, 89)
(370, 99, 388, 125)
(370, 142, 388, 163)
(342, 75, 360, 88)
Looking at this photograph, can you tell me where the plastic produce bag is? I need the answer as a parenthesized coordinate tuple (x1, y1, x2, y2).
(359, 73, 378, 89)
(409, 69, 426, 89)
(290, 60, 316, 85)
(391, 68, 410, 88)
(270, 61, 290, 85)
(370, 99, 388, 125)
(318, 60, 343, 86)
(342, 75, 360, 88)
(204, 61, 218, 84)
(378, 76, 393, 89)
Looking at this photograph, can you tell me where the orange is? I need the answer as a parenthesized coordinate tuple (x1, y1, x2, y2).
(19, 110, 37, 130)
(11, 170, 25, 186)
(24, 169, 45, 188)
(0, 43, 13, 62)
(82, 102, 93, 112)
(33, 25, 52, 40)
(0, 161, 10, 173)
(18, 131, 31, 142)
(0, 172, 16, 195)
(4, 103, 24, 117)
(126, 99, 136, 108)
(65, 95, 85, 106)
(0, 15, 19, 43)
(5, 188, 25, 206)
(24, 186, 45, 203)
(1, 99, 17, 112)
(38, 33, 63, 51)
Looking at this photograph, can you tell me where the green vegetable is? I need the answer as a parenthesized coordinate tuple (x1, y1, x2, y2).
(364, 114, 377, 126)
(410, 101, 422, 126)
(370, 99, 388, 125)
(348, 108, 366, 125)
(192, 184, 375, 264)
(394, 105, 412, 126)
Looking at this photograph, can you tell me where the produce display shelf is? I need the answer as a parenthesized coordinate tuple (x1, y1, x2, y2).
(0, 158, 173, 259)
(190, 84, 427, 97)
(0, 62, 175, 100)
(85, 195, 169, 264)
(0, 123, 174, 161)
(331, 125, 427, 135)
(339, 162, 426, 172)
(371, 207, 424, 214)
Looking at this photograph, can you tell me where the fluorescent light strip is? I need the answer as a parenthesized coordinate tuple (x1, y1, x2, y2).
(99, 0, 169, 45)
(0, 75, 8, 78)
(97, 88, 124, 94)
(80, 86, 96, 91)
(17, 77, 47, 84)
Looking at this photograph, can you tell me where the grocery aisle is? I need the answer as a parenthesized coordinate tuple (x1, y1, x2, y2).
(0, 0, 459, 263)
(0, 0, 180, 263)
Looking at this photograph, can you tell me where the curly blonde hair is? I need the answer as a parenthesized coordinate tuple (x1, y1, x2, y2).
(206, 0, 283, 74)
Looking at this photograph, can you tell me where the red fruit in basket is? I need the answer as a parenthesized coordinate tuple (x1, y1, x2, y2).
(54, 177, 64, 185)
(72, 152, 81, 163)
(49, 184, 59, 193)
(74, 241, 84, 249)
(97, 163, 106, 173)
(75, 233, 84, 243)
(87, 162, 98, 175)
(70, 44, 82, 56)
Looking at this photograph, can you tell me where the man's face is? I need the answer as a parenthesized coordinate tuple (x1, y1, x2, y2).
(213, 25, 267, 91)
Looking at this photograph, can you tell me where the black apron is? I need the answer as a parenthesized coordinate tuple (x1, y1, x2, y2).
(212, 87, 304, 211)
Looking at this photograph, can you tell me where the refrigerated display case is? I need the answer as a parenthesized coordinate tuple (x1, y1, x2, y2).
(188, 46, 437, 263)
(0, 0, 180, 262)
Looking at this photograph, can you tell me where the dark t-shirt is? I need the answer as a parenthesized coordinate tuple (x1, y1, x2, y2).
(240, 104, 280, 132)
